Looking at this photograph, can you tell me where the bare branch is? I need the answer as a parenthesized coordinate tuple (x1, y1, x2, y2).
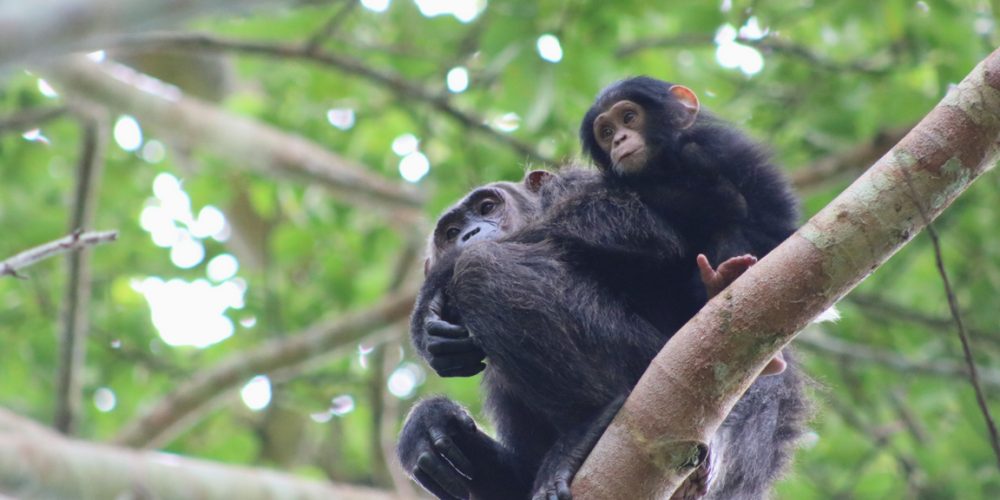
(0, 230, 117, 279)
(573, 47, 1000, 498)
(108, 32, 548, 163)
(797, 330, 1000, 389)
(0, 0, 285, 67)
(792, 125, 914, 191)
(115, 286, 418, 448)
(54, 111, 109, 435)
(847, 292, 1000, 348)
(0, 407, 398, 500)
(303, 0, 358, 54)
(43, 56, 423, 213)
(0, 106, 67, 135)
(901, 170, 1000, 467)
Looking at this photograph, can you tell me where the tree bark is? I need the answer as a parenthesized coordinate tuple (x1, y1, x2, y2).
(0, 408, 397, 500)
(573, 47, 1000, 499)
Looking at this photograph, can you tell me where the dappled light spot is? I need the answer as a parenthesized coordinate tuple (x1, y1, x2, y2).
(133, 277, 243, 348)
(447, 66, 469, 93)
(361, 0, 390, 13)
(358, 342, 376, 369)
(113, 115, 143, 152)
(330, 395, 356, 416)
(714, 24, 764, 76)
(36, 78, 58, 98)
(493, 112, 520, 133)
(241, 375, 272, 411)
(190, 205, 227, 239)
(21, 128, 50, 145)
(239, 316, 257, 328)
(392, 133, 419, 156)
(327, 108, 356, 130)
(415, 0, 486, 23)
(310, 410, 334, 423)
(207, 253, 239, 282)
(170, 234, 204, 269)
(388, 362, 426, 398)
(399, 151, 430, 183)
(536, 34, 563, 63)
(141, 140, 166, 164)
(94, 387, 116, 413)
(86, 50, 106, 62)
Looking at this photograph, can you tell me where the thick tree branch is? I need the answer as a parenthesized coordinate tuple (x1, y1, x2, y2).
(0, 230, 117, 279)
(0, 407, 397, 500)
(43, 57, 423, 214)
(574, 48, 1000, 498)
(107, 32, 548, 163)
(54, 111, 108, 435)
(115, 286, 418, 448)
(0, 0, 282, 67)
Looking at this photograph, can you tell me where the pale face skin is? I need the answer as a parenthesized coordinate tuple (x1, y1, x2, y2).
(591, 85, 700, 175)
(592, 99, 649, 175)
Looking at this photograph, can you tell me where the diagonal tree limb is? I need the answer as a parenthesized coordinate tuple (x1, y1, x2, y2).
(0, 0, 284, 67)
(114, 286, 418, 448)
(43, 56, 423, 214)
(107, 32, 548, 164)
(0, 407, 398, 500)
(0, 230, 117, 279)
(573, 47, 1000, 498)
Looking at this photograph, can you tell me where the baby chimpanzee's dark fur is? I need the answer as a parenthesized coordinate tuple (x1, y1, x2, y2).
(398, 162, 808, 499)
(580, 76, 799, 280)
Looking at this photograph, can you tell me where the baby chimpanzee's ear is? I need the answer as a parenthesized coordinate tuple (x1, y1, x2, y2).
(525, 170, 554, 193)
(668, 85, 700, 129)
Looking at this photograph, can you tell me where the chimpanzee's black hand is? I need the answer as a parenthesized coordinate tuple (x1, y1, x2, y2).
(424, 318, 486, 377)
(398, 397, 478, 500)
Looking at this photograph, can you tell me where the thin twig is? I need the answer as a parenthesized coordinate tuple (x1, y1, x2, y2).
(616, 33, 891, 74)
(0, 230, 118, 279)
(0, 106, 68, 135)
(797, 330, 1000, 389)
(303, 0, 358, 54)
(110, 32, 547, 164)
(901, 171, 1000, 469)
(54, 111, 108, 435)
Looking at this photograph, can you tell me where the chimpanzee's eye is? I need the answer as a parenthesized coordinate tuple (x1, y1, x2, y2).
(480, 200, 496, 215)
(623, 111, 637, 124)
(445, 227, 461, 240)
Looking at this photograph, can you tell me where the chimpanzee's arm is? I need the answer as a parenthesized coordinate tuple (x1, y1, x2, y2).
(527, 187, 689, 267)
(411, 250, 486, 378)
(397, 397, 534, 500)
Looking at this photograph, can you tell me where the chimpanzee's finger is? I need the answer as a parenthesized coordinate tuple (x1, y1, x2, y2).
(427, 319, 468, 338)
(429, 426, 474, 478)
(427, 337, 482, 355)
(417, 452, 469, 499)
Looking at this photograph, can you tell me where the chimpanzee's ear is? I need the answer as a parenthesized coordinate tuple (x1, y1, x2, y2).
(525, 170, 554, 193)
(423, 258, 431, 277)
(668, 85, 700, 129)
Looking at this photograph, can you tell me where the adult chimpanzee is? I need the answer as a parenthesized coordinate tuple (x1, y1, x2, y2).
(397, 166, 807, 499)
